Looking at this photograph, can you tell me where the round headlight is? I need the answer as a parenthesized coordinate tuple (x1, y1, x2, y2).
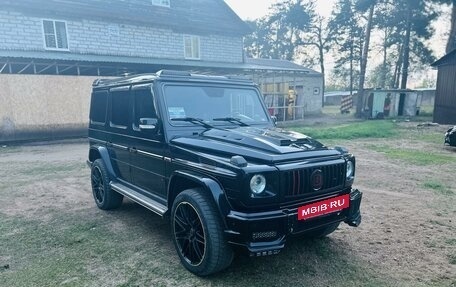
(250, 174, 266, 194)
(346, 161, 354, 178)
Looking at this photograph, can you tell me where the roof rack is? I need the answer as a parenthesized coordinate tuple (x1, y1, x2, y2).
(92, 78, 112, 86)
(92, 70, 254, 87)
(226, 75, 250, 81)
(156, 70, 191, 77)
(92, 74, 157, 87)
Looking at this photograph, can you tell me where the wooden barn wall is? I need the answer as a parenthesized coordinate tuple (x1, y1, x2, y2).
(434, 63, 456, 124)
(0, 74, 100, 143)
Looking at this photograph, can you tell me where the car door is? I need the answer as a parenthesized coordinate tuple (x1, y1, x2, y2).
(106, 86, 132, 183)
(129, 84, 167, 201)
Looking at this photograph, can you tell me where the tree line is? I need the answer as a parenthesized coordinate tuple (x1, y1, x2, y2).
(244, 0, 456, 116)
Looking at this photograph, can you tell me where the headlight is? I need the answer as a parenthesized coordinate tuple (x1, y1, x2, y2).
(346, 161, 354, 178)
(250, 174, 266, 194)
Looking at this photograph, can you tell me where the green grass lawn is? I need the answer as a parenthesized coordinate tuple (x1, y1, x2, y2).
(423, 181, 454, 196)
(367, 145, 453, 165)
(290, 120, 452, 167)
(291, 120, 398, 140)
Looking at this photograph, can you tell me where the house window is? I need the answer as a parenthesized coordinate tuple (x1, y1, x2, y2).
(42, 20, 68, 50)
(152, 0, 170, 7)
(184, 35, 200, 60)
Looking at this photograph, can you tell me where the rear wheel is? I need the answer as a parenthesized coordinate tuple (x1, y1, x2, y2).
(91, 159, 123, 210)
(171, 189, 233, 276)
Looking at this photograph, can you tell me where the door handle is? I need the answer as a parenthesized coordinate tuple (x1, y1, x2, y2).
(129, 147, 138, 153)
(106, 142, 113, 147)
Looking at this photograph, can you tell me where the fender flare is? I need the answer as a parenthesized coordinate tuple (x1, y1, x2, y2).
(89, 146, 116, 178)
(168, 170, 232, 226)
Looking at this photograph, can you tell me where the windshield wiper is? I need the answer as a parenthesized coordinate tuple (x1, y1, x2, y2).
(212, 117, 249, 127)
(171, 117, 214, 129)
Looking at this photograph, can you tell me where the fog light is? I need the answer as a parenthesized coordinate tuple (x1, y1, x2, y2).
(250, 249, 281, 257)
(252, 231, 277, 241)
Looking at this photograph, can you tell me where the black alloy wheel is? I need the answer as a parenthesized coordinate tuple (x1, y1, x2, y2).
(173, 202, 206, 266)
(91, 165, 105, 205)
(90, 159, 123, 210)
(171, 189, 233, 276)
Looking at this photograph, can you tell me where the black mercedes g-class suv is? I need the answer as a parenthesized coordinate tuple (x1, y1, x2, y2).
(87, 70, 362, 276)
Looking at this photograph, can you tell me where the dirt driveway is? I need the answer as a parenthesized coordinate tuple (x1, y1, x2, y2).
(1, 124, 455, 287)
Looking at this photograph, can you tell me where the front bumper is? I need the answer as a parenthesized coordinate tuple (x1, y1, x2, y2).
(224, 189, 362, 255)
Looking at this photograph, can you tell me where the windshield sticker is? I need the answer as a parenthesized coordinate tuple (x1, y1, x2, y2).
(168, 107, 186, 119)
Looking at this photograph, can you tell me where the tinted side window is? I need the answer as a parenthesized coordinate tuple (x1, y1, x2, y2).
(90, 91, 108, 124)
(133, 89, 157, 127)
(110, 89, 130, 128)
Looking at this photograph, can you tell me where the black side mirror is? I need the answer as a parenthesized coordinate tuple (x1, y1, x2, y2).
(139, 118, 158, 130)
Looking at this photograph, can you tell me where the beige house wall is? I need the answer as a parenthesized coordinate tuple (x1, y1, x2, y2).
(0, 74, 100, 142)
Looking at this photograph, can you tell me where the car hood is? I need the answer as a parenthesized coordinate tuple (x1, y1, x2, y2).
(170, 126, 342, 164)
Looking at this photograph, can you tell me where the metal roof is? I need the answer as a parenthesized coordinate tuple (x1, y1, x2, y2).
(431, 49, 456, 67)
(0, 50, 320, 74)
(0, 50, 243, 69)
(244, 58, 321, 74)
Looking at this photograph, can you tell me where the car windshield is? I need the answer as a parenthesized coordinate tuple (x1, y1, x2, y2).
(163, 85, 270, 126)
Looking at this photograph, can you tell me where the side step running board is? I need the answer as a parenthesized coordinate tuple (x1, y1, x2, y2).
(110, 181, 168, 216)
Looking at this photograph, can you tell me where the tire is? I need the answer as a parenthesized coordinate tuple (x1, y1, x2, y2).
(90, 159, 123, 210)
(305, 222, 340, 238)
(171, 189, 233, 276)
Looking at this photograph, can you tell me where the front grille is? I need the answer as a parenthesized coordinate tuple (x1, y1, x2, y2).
(283, 163, 345, 197)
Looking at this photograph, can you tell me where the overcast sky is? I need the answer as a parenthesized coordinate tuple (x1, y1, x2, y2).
(223, 0, 449, 58)
(224, 0, 336, 20)
(223, 0, 450, 87)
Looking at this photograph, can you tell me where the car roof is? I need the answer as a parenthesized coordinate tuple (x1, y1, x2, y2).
(92, 70, 255, 89)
